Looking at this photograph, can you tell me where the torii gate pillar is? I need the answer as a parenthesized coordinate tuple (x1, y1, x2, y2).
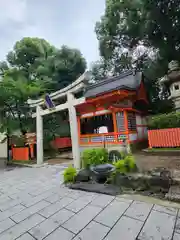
(36, 105, 43, 165)
(68, 93, 80, 169)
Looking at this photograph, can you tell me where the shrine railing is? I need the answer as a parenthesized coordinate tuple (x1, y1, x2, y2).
(80, 132, 128, 145)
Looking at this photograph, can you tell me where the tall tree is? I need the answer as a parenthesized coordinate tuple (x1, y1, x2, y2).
(36, 45, 87, 91)
(1, 38, 87, 92)
(0, 37, 87, 148)
(96, 0, 180, 61)
(93, 0, 177, 113)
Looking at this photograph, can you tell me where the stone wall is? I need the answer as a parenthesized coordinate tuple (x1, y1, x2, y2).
(79, 143, 126, 154)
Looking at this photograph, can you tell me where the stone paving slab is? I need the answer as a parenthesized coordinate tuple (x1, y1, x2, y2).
(0, 218, 15, 234)
(0, 196, 12, 204)
(44, 226, 75, 240)
(104, 216, 143, 240)
(124, 200, 153, 221)
(0, 204, 26, 222)
(65, 197, 91, 213)
(39, 197, 74, 218)
(138, 210, 176, 240)
(22, 190, 56, 207)
(74, 221, 110, 240)
(90, 194, 115, 208)
(63, 205, 102, 234)
(11, 200, 50, 223)
(49, 208, 75, 225)
(0, 165, 179, 240)
(45, 193, 63, 203)
(95, 199, 130, 227)
(0, 214, 45, 240)
(10, 192, 33, 201)
(17, 233, 35, 240)
(175, 218, 180, 233)
(29, 218, 60, 239)
(0, 199, 21, 211)
(174, 233, 180, 240)
(153, 204, 178, 216)
(66, 190, 86, 200)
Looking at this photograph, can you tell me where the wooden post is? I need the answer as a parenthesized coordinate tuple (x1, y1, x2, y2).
(77, 116, 81, 144)
(124, 110, 131, 153)
(124, 110, 129, 142)
(112, 111, 118, 143)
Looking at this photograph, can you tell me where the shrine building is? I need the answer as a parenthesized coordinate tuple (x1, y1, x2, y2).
(76, 70, 148, 152)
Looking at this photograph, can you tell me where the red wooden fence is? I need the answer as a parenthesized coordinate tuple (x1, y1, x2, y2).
(51, 137, 72, 149)
(12, 147, 29, 161)
(148, 128, 180, 148)
(12, 137, 72, 161)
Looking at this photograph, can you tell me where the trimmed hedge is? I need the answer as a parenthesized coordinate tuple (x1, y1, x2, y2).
(148, 112, 180, 130)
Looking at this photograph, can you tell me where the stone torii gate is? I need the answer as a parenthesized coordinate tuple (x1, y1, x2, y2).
(28, 73, 89, 168)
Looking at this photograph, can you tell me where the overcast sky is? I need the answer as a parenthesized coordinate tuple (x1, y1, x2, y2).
(0, 0, 105, 67)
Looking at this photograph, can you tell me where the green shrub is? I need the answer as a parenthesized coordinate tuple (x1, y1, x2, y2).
(124, 155, 136, 172)
(120, 151, 126, 159)
(81, 148, 108, 168)
(114, 160, 127, 173)
(114, 155, 136, 173)
(148, 112, 180, 130)
(63, 165, 77, 183)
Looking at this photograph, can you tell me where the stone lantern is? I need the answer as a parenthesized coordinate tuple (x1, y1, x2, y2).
(160, 61, 180, 111)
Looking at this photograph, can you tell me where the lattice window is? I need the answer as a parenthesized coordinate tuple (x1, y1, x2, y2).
(105, 135, 115, 142)
(91, 136, 103, 142)
(116, 112, 125, 132)
(80, 137, 89, 143)
(117, 134, 126, 141)
(127, 112, 137, 131)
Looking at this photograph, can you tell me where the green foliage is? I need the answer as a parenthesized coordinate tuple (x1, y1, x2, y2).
(114, 160, 127, 173)
(81, 148, 108, 168)
(120, 151, 126, 160)
(96, 0, 180, 62)
(7, 37, 55, 69)
(63, 165, 77, 183)
(93, 0, 177, 114)
(148, 112, 180, 130)
(0, 76, 42, 135)
(0, 37, 86, 145)
(47, 46, 87, 91)
(124, 155, 136, 172)
(1, 38, 87, 91)
(114, 155, 136, 173)
(90, 54, 132, 82)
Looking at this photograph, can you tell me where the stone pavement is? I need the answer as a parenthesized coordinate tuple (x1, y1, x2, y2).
(0, 165, 179, 239)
